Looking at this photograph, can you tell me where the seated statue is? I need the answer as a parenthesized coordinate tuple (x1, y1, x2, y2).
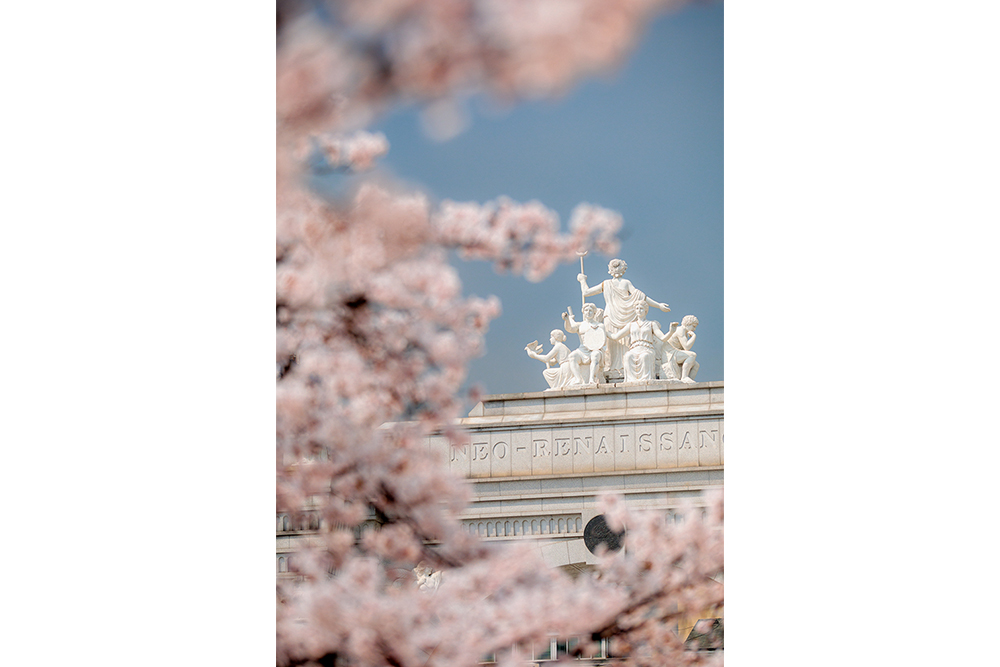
(606, 301, 672, 382)
(662, 315, 699, 384)
(525, 330, 577, 390)
(562, 303, 606, 385)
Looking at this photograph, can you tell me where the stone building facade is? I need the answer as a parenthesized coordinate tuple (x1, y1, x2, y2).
(277, 380, 724, 661)
(429, 380, 724, 660)
(428, 381, 723, 567)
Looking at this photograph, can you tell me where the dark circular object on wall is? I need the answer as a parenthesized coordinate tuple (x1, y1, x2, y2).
(584, 514, 625, 554)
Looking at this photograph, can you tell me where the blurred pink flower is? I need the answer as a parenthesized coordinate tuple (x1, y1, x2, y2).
(276, 1, 719, 664)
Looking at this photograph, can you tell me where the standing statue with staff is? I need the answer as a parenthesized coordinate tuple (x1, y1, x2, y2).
(577, 257, 671, 378)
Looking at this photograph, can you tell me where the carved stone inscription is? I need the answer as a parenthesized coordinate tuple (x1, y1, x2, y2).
(444, 419, 722, 478)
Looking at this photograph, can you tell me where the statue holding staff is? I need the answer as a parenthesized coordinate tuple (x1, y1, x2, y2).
(577, 258, 670, 375)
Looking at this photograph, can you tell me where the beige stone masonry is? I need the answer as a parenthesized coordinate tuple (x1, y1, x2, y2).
(433, 382, 723, 479)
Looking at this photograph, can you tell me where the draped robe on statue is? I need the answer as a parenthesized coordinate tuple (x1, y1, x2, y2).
(539, 343, 575, 390)
(601, 280, 648, 373)
(543, 356, 576, 389)
(624, 319, 658, 382)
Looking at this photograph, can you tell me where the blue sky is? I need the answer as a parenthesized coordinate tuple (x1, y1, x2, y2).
(8, 3, 999, 662)
(366, 2, 724, 396)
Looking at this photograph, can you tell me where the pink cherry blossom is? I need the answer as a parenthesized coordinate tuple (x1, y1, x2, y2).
(276, 1, 719, 664)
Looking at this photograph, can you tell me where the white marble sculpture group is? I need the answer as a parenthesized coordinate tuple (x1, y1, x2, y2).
(525, 258, 700, 390)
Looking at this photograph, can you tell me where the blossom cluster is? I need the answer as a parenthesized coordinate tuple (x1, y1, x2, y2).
(277, 0, 690, 134)
(276, 1, 719, 665)
(433, 198, 621, 282)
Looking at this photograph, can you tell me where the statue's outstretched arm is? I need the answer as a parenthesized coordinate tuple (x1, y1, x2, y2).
(526, 345, 557, 363)
(645, 294, 670, 312)
(578, 274, 603, 298)
(562, 309, 580, 333)
(606, 323, 629, 342)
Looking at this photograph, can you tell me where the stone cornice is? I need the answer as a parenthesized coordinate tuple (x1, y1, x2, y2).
(462, 380, 723, 429)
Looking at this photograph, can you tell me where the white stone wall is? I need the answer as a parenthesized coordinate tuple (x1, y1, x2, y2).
(430, 381, 723, 478)
(437, 382, 724, 569)
(279, 382, 724, 575)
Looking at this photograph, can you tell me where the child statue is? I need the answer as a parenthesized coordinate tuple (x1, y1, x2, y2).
(524, 330, 576, 390)
(662, 315, 699, 384)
